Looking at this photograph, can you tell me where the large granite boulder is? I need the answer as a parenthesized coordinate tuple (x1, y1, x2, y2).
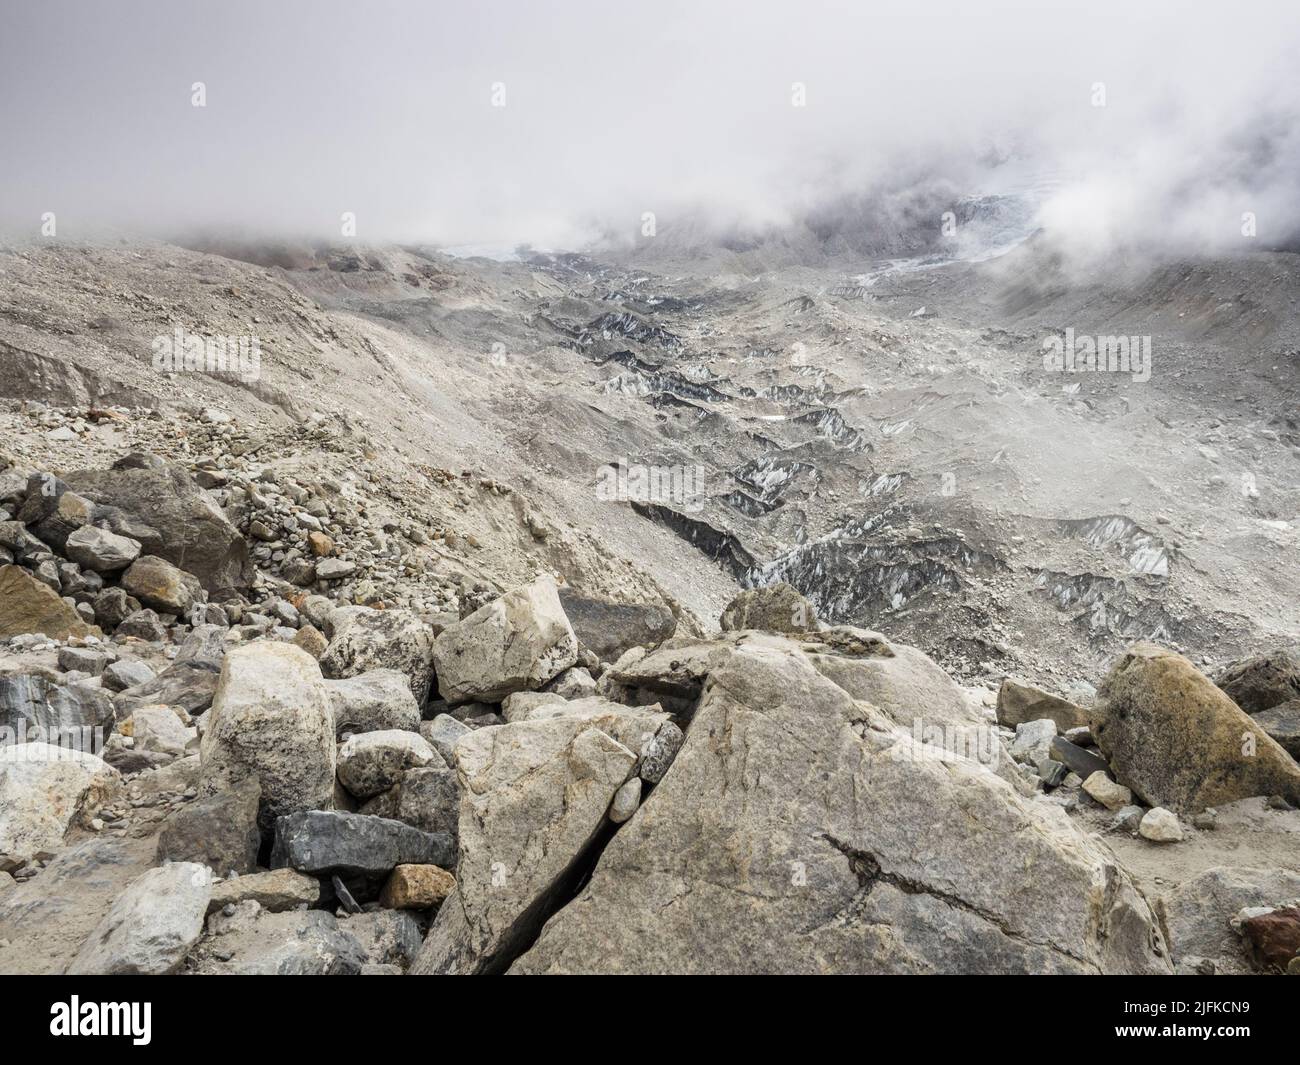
(0, 743, 122, 866)
(506, 641, 1170, 975)
(433, 576, 578, 704)
(320, 607, 436, 705)
(1094, 643, 1300, 812)
(411, 704, 668, 975)
(198, 643, 336, 834)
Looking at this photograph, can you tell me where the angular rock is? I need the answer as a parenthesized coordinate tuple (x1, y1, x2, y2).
(365, 765, 459, 840)
(501, 690, 565, 722)
(507, 641, 1169, 975)
(115, 609, 167, 642)
(558, 587, 677, 662)
(1082, 771, 1132, 811)
(175, 623, 228, 666)
(1137, 807, 1183, 842)
(16, 478, 96, 553)
(120, 555, 200, 614)
(64, 525, 141, 573)
(1214, 649, 1300, 715)
(199, 642, 336, 834)
(0, 743, 121, 865)
(544, 666, 598, 700)
(156, 778, 261, 876)
(102, 657, 156, 695)
(189, 903, 365, 975)
(432, 576, 578, 704)
(315, 558, 355, 581)
(127, 705, 193, 758)
(1009, 719, 1057, 764)
(419, 713, 471, 764)
(114, 658, 220, 717)
(325, 669, 422, 737)
(380, 864, 456, 909)
(720, 582, 818, 633)
(206, 868, 321, 914)
(92, 587, 139, 630)
(320, 607, 436, 705)
(997, 678, 1090, 731)
(0, 564, 98, 639)
(412, 712, 654, 975)
(344, 908, 424, 968)
(67, 862, 211, 975)
(1094, 642, 1300, 812)
(271, 809, 453, 877)
(57, 646, 113, 675)
(337, 729, 442, 800)
(1050, 735, 1110, 781)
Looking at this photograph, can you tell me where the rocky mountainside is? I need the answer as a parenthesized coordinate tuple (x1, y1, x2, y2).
(0, 237, 1298, 975)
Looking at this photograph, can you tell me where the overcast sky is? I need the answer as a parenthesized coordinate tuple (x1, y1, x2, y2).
(1, 0, 1297, 254)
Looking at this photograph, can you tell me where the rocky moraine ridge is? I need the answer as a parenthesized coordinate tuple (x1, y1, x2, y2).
(0, 237, 1298, 975)
(0, 445, 1298, 975)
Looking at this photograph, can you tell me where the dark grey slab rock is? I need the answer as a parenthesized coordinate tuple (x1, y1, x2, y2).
(270, 810, 454, 877)
(558, 587, 676, 662)
(1050, 736, 1110, 781)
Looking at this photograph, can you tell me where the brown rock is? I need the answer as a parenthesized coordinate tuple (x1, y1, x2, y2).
(379, 863, 455, 909)
(997, 678, 1090, 731)
(0, 564, 99, 639)
(120, 555, 199, 614)
(292, 624, 329, 659)
(307, 532, 334, 558)
(1241, 906, 1300, 971)
(719, 582, 817, 634)
(1094, 643, 1300, 812)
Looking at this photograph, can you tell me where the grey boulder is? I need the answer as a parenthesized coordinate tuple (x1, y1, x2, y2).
(509, 640, 1170, 975)
(271, 809, 454, 877)
(67, 862, 212, 975)
(432, 575, 578, 705)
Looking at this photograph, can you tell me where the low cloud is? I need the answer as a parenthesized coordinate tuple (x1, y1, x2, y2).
(1, 0, 1296, 261)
